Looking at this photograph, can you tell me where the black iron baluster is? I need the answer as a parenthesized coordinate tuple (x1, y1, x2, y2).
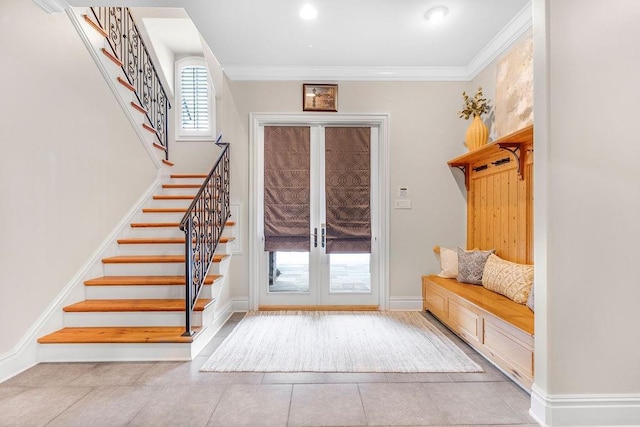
(179, 142, 230, 336)
(89, 7, 171, 158)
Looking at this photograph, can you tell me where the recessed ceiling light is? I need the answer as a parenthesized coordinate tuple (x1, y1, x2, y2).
(300, 4, 318, 20)
(424, 6, 449, 24)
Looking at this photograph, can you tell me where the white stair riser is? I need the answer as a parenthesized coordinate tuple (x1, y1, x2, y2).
(169, 178, 206, 185)
(160, 187, 202, 196)
(118, 243, 185, 255)
(127, 226, 233, 239)
(63, 311, 202, 327)
(138, 212, 185, 223)
(38, 342, 193, 362)
(85, 284, 215, 300)
(103, 261, 224, 276)
(129, 227, 184, 238)
(118, 242, 230, 255)
(148, 198, 195, 208)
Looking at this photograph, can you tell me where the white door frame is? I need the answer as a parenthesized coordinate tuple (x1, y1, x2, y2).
(249, 113, 390, 310)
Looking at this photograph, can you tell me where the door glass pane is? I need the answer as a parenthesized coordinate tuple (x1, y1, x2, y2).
(268, 251, 310, 293)
(329, 253, 370, 293)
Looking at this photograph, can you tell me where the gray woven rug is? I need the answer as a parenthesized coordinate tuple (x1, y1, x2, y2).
(200, 311, 483, 373)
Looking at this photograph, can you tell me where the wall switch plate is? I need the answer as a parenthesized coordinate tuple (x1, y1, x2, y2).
(395, 199, 412, 209)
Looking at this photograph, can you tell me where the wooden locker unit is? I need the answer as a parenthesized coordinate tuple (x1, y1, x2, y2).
(422, 125, 535, 391)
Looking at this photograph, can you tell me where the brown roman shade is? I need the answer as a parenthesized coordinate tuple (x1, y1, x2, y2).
(263, 126, 311, 252)
(324, 127, 371, 254)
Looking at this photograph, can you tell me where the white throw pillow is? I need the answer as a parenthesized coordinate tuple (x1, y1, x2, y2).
(437, 246, 458, 279)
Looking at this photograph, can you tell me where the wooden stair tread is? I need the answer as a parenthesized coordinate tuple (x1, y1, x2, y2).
(130, 222, 181, 228)
(170, 174, 207, 178)
(130, 220, 235, 228)
(143, 208, 189, 213)
(38, 327, 200, 344)
(162, 184, 201, 189)
(102, 254, 229, 264)
(153, 195, 195, 200)
(84, 275, 221, 286)
(63, 298, 213, 312)
(117, 237, 235, 244)
(162, 159, 175, 167)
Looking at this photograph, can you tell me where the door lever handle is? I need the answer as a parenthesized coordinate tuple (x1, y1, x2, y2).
(321, 226, 325, 248)
(313, 228, 318, 248)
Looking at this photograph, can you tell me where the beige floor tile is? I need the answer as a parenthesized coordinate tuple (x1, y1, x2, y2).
(424, 382, 528, 425)
(446, 353, 508, 383)
(0, 386, 28, 402)
(68, 362, 156, 386)
(0, 386, 91, 426)
(385, 372, 452, 383)
(47, 386, 156, 427)
(489, 381, 537, 422)
(197, 336, 228, 357)
(359, 382, 447, 425)
(289, 383, 367, 426)
(134, 361, 200, 386)
(207, 384, 291, 427)
(323, 372, 388, 383)
(2, 362, 97, 387)
(129, 384, 226, 426)
(262, 372, 325, 384)
(196, 372, 265, 385)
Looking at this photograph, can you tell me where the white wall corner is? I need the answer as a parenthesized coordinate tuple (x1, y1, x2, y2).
(33, 0, 70, 14)
(389, 297, 423, 311)
(530, 385, 640, 426)
(0, 178, 162, 383)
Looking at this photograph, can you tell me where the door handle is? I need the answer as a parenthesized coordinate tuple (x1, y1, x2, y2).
(321, 225, 325, 248)
(312, 228, 318, 247)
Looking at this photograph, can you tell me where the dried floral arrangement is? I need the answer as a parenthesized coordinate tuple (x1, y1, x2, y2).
(458, 87, 489, 119)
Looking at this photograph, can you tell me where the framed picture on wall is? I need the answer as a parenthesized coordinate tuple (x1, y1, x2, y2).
(303, 84, 338, 112)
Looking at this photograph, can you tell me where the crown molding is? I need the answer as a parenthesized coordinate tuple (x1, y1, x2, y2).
(224, 1, 532, 82)
(33, 0, 70, 13)
(223, 65, 471, 82)
(466, 1, 533, 80)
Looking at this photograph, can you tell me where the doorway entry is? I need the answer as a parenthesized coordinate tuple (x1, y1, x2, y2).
(249, 114, 389, 310)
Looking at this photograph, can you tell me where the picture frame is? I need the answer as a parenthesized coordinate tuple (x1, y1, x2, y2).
(303, 84, 338, 112)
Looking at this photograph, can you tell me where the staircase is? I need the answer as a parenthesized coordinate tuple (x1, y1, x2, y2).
(37, 174, 235, 361)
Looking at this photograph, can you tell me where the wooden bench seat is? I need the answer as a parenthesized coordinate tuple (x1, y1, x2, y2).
(422, 274, 534, 390)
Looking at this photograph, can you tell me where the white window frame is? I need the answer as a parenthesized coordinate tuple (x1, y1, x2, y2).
(175, 56, 215, 141)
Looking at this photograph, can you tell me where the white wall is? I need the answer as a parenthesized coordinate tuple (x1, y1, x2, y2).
(472, 29, 533, 142)
(220, 80, 469, 303)
(532, 0, 640, 424)
(0, 0, 156, 354)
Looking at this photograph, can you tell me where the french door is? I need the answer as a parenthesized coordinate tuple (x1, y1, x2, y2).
(257, 123, 380, 307)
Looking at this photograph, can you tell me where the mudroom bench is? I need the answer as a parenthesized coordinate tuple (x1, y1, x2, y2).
(422, 274, 534, 390)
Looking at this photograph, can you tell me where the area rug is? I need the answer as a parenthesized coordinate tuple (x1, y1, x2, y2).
(200, 311, 483, 373)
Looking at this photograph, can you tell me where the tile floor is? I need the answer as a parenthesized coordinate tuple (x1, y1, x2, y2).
(0, 312, 539, 426)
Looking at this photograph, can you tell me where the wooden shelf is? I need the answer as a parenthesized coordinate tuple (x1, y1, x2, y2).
(448, 125, 533, 190)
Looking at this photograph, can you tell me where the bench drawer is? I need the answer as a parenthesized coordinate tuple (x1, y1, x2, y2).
(483, 317, 534, 380)
(448, 298, 483, 346)
(423, 279, 448, 320)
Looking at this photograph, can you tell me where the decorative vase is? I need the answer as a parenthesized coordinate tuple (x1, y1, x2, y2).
(465, 115, 489, 151)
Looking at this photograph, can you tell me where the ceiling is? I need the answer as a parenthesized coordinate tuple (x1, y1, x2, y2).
(81, 0, 532, 81)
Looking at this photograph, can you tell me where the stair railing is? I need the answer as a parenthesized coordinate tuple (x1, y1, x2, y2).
(180, 140, 230, 336)
(90, 7, 171, 158)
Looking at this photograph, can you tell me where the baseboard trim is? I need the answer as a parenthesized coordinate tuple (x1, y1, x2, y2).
(530, 384, 640, 426)
(389, 297, 423, 311)
(231, 298, 249, 312)
(0, 177, 161, 383)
